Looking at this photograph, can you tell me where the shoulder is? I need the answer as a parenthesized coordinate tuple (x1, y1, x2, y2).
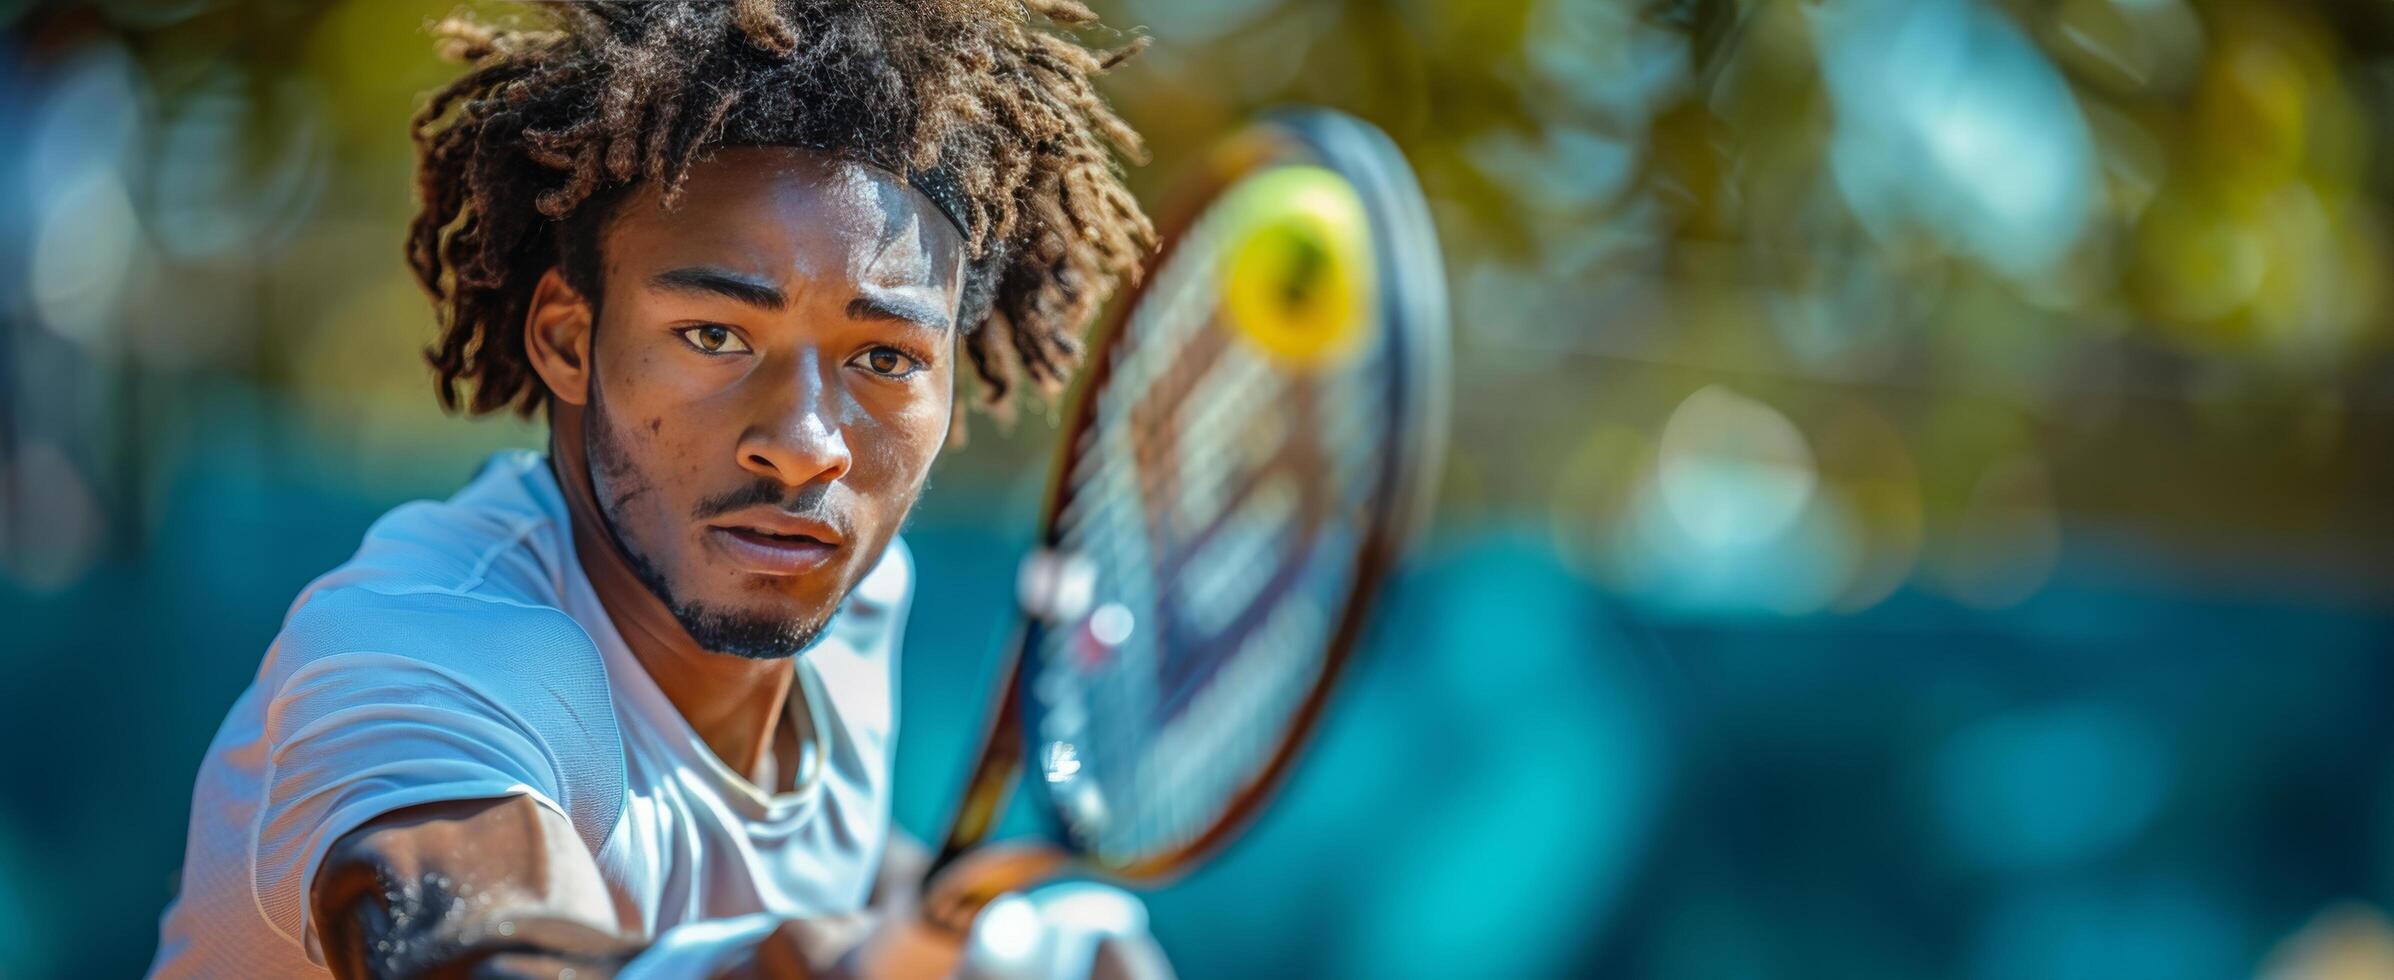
(265, 579, 613, 734)
(299, 449, 574, 610)
(260, 584, 626, 851)
(257, 451, 610, 714)
(264, 584, 619, 761)
(271, 585, 602, 691)
(257, 452, 625, 830)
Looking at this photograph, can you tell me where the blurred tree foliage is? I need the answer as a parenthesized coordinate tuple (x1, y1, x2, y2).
(4, 0, 2391, 605)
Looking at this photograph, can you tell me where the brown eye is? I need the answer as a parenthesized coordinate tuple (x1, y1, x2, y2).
(855, 346, 921, 378)
(675, 325, 750, 355)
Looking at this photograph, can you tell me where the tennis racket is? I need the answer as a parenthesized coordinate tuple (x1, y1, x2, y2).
(921, 108, 1450, 931)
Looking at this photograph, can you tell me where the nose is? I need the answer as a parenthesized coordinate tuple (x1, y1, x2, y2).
(735, 349, 853, 488)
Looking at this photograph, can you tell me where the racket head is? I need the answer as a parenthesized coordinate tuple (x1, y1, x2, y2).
(997, 107, 1450, 882)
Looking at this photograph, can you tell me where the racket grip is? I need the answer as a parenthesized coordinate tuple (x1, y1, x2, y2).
(930, 741, 1017, 875)
(927, 618, 1035, 886)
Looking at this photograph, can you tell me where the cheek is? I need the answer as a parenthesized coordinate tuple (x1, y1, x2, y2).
(849, 388, 948, 494)
(645, 414, 738, 510)
(598, 353, 721, 513)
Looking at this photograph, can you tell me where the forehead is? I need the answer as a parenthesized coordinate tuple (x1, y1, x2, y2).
(601, 146, 964, 292)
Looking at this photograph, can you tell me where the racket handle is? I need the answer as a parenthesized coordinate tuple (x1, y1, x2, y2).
(932, 548, 1092, 882)
(927, 616, 1037, 884)
(929, 716, 1020, 875)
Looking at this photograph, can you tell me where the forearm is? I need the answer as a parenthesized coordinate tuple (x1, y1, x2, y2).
(314, 902, 642, 979)
(319, 900, 866, 980)
(311, 796, 884, 979)
(311, 796, 644, 978)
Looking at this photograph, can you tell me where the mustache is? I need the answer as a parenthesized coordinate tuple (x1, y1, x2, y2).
(694, 479, 852, 536)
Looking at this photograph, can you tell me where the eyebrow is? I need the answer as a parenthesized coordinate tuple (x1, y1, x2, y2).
(647, 266, 786, 312)
(648, 265, 952, 334)
(847, 293, 954, 335)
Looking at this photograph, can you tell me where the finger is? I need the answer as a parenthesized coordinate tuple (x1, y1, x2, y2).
(919, 843, 1069, 935)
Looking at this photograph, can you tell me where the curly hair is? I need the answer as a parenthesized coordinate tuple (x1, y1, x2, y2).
(407, 0, 1154, 420)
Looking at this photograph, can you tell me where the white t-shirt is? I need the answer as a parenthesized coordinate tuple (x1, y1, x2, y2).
(149, 449, 909, 977)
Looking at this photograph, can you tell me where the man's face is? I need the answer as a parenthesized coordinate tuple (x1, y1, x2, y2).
(579, 147, 963, 658)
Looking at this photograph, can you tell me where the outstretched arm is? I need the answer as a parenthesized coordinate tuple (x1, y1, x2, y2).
(310, 795, 874, 979)
(311, 794, 645, 978)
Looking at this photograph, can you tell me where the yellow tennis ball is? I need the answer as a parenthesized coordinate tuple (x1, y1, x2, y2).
(1218, 166, 1375, 369)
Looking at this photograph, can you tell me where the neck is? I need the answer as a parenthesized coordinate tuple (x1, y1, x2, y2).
(548, 400, 795, 785)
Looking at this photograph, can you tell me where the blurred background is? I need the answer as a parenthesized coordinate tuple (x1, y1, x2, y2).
(3, 0, 2393, 976)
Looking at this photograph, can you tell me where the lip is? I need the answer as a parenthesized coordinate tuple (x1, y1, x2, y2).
(705, 508, 844, 576)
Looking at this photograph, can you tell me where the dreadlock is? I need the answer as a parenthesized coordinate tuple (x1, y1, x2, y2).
(408, 0, 1154, 420)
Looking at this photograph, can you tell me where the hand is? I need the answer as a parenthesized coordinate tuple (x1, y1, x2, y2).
(724, 891, 1175, 980)
(842, 851, 1177, 980)
(953, 882, 1174, 980)
(736, 843, 1176, 980)
(923, 844, 1172, 980)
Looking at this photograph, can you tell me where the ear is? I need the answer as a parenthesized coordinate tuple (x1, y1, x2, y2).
(524, 267, 596, 408)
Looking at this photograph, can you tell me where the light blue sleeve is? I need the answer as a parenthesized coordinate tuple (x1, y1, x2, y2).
(248, 586, 623, 963)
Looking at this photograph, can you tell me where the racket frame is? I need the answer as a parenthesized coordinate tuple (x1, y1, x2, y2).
(924, 108, 1449, 922)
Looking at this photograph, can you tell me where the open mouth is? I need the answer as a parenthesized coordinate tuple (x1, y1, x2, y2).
(726, 526, 827, 547)
(709, 525, 839, 575)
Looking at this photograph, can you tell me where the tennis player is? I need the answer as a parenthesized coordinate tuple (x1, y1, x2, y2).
(148, 2, 1161, 976)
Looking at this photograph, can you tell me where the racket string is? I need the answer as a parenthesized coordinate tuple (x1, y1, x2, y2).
(1029, 157, 1414, 863)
